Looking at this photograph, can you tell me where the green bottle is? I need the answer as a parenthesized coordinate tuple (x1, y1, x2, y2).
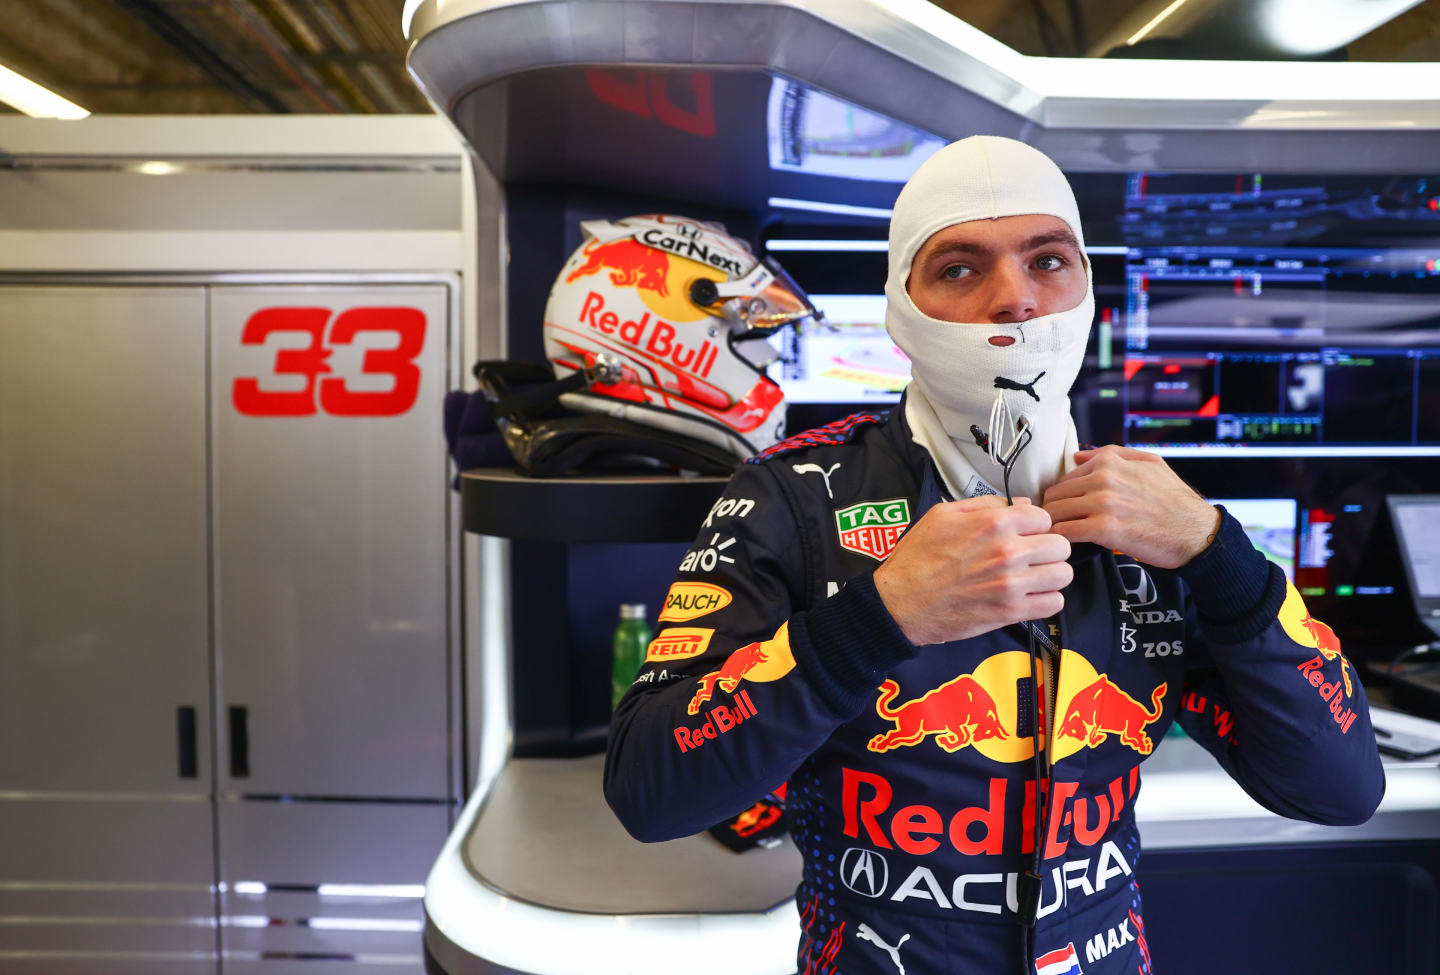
(612, 604, 653, 711)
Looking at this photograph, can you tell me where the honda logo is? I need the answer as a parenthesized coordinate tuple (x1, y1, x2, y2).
(1117, 563, 1157, 610)
(840, 847, 889, 899)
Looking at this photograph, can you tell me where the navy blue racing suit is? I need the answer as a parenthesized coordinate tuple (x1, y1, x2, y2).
(604, 400, 1385, 974)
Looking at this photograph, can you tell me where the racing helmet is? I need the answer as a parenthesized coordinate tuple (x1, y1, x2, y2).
(543, 214, 819, 460)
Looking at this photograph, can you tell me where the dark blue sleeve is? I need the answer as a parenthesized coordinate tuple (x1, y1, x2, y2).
(1172, 506, 1385, 826)
(603, 461, 918, 842)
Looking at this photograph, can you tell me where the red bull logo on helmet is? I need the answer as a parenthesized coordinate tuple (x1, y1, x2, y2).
(566, 236, 670, 295)
(868, 650, 1168, 762)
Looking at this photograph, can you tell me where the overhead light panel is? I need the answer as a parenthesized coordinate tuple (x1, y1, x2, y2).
(0, 62, 88, 119)
(1127, 0, 1193, 46)
(767, 197, 894, 219)
(1259, 0, 1428, 56)
(401, 0, 425, 39)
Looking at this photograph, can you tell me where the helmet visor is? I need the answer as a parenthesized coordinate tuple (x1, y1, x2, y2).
(739, 257, 820, 331)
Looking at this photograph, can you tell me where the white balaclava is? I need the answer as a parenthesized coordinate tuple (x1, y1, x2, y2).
(885, 136, 1093, 505)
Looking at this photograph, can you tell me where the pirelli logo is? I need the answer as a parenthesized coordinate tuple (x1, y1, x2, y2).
(659, 582, 733, 622)
(645, 627, 714, 662)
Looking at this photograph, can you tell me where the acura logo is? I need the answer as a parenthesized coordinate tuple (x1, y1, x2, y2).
(840, 847, 889, 899)
(1117, 563, 1157, 609)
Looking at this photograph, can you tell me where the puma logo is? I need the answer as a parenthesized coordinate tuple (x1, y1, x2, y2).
(994, 371, 1046, 402)
(792, 462, 841, 500)
(857, 923, 911, 974)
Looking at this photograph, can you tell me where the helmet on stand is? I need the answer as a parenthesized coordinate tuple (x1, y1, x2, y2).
(542, 213, 819, 460)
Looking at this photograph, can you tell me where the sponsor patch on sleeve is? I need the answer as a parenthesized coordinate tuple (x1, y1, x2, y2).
(835, 499, 911, 561)
(659, 581, 733, 622)
(645, 627, 714, 662)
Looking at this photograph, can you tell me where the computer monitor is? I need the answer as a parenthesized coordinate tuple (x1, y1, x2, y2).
(1208, 498, 1298, 582)
(772, 293, 905, 404)
(1386, 495, 1440, 639)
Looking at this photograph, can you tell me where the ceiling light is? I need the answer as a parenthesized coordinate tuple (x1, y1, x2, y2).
(1258, 0, 1428, 56)
(401, 0, 425, 39)
(0, 62, 88, 119)
(135, 161, 181, 176)
(1127, 0, 1193, 46)
(767, 197, 894, 219)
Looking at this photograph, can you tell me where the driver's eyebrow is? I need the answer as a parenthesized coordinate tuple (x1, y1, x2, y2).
(1022, 229, 1081, 253)
(918, 229, 1081, 266)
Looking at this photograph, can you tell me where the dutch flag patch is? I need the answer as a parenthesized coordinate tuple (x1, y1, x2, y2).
(1035, 942, 1085, 975)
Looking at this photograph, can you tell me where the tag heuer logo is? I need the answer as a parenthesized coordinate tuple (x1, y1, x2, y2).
(834, 499, 910, 561)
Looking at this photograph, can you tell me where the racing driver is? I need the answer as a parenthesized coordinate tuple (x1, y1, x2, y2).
(604, 135, 1385, 975)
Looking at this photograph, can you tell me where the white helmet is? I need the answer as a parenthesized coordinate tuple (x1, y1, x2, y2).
(542, 213, 818, 460)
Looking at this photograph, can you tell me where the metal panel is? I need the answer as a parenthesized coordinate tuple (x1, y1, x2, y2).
(0, 285, 210, 793)
(211, 284, 452, 799)
(0, 796, 216, 974)
(217, 800, 444, 975)
(0, 284, 215, 973)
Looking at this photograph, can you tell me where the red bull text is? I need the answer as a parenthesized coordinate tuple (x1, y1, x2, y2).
(674, 690, 757, 753)
(1297, 655, 1358, 733)
(577, 291, 719, 378)
(843, 766, 1141, 860)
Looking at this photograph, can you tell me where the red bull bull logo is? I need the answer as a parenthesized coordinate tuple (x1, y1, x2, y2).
(1276, 580, 1357, 732)
(1298, 612, 1352, 696)
(1055, 675, 1166, 756)
(686, 622, 796, 715)
(868, 676, 1007, 753)
(566, 236, 669, 295)
(866, 651, 1169, 763)
(731, 799, 783, 837)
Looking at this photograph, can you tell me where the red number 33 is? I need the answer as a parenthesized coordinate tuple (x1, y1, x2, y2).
(233, 307, 426, 417)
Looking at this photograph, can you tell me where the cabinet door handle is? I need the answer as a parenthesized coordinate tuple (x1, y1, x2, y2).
(176, 706, 197, 779)
(229, 706, 250, 778)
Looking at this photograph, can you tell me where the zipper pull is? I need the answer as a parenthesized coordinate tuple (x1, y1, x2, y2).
(1016, 871, 1043, 927)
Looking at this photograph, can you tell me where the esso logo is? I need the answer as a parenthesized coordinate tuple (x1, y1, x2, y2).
(232, 306, 426, 417)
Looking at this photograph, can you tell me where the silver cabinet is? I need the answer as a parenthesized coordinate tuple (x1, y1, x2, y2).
(217, 802, 447, 972)
(0, 285, 215, 972)
(209, 285, 453, 800)
(0, 279, 457, 975)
